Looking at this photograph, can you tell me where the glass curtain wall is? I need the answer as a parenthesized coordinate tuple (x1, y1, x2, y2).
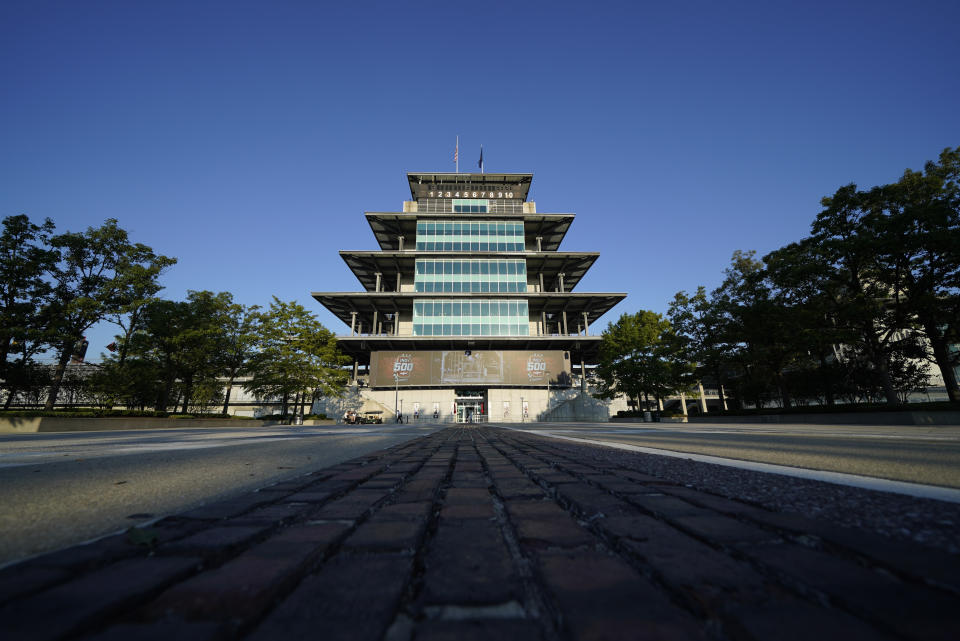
(413, 300, 530, 336)
(415, 259, 527, 293)
(416, 220, 524, 252)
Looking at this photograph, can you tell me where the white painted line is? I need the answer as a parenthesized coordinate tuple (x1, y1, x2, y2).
(516, 430, 960, 505)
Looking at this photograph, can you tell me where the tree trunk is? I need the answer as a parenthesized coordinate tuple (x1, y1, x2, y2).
(44, 340, 73, 410)
(777, 372, 792, 409)
(157, 362, 175, 413)
(818, 354, 835, 406)
(920, 318, 960, 403)
(181, 375, 193, 414)
(3, 384, 17, 410)
(878, 365, 899, 404)
(281, 392, 289, 418)
(714, 369, 727, 410)
(0, 336, 11, 368)
(222, 376, 235, 415)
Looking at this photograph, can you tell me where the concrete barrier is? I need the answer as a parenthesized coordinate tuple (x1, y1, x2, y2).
(687, 411, 960, 426)
(0, 417, 283, 433)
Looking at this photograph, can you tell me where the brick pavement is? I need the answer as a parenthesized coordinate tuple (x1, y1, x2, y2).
(1, 426, 959, 641)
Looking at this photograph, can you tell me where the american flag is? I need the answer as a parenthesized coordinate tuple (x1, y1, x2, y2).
(454, 142, 458, 163)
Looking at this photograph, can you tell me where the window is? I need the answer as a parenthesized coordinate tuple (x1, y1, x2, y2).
(416, 219, 525, 252)
(414, 259, 527, 293)
(412, 298, 530, 336)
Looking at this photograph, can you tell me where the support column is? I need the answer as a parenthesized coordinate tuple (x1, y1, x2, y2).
(680, 392, 688, 417)
(582, 312, 590, 336)
(350, 312, 357, 336)
(698, 381, 708, 413)
(374, 273, 382, 292)
(538, 272, 544, 292)
(352, 360, 358, 383)
(541, 311, 547, 335)
(562, 311, 568, 335)
(580, 359, 586, 391)
(396, 272, 401, 291)
(372, 310, 378, 335)
(558, 273, 565, 293)
(398, 236, 404, 251)
(720, 385, 729, 411)
(536, 236, 542, 252)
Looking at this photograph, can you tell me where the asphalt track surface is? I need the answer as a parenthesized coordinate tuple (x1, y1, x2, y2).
(0, 424, 443, 566)
(515, 422, 960, 489)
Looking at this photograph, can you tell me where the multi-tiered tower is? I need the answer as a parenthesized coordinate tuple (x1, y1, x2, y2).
(313, 172, 625, 422)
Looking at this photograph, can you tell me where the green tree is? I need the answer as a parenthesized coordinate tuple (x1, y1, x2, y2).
(245, 298, 349, 419)
(710, 251, 808, 409)
(763, 239, 858, 406)
(869, 147, 960, 402)
(44, 219, 173, 409)
(0, 215, 57, 407)
(220, 302, 262, 414)
(132, 291, 233, 413)
(668, 286, 731, 410)
(106, 254, 177, 366)
(595, 311, 692, 411)
(813, 186, 925, 404)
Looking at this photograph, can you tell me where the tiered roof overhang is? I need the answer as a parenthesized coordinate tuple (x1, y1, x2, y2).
(312, 291, 626, 329)
(332, 335, 604, 364)
(407, 172, 533, 201)
(365, 212, 573, 252)
(340, 251, 599, 293)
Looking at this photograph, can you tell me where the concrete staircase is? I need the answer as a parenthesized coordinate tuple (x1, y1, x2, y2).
(312, 385, 395, 422)
(537, 390, 610, 422)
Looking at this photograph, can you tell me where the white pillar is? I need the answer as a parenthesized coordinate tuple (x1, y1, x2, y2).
(680, 392, 688, 416)
(698, 381, 708, 413)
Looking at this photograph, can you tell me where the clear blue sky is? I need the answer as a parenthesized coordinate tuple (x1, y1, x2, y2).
(2, 0, 958, 361)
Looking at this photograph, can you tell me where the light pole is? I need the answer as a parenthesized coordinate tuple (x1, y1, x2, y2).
(394, 372, 399, 423)
(545, 371, 551, 409)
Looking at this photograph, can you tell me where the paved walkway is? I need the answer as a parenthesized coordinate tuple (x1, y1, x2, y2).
(2, 426, 959, 640)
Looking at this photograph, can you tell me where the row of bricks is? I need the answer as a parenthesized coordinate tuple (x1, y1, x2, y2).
(483, 429, 960, 641)
(2, 427, 959, 641)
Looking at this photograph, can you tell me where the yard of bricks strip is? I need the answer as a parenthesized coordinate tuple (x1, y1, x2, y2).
(2, 427, 959, 641)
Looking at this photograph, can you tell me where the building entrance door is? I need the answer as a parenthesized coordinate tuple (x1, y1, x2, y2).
(454, 389, 486, 423)
(457, 403, 481, 423)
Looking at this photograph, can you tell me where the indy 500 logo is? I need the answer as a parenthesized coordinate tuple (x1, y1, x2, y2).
(393, 353, 414, 381)
(526, 353, 547, 382)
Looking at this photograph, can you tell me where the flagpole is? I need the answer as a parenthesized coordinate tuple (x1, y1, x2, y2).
(455, 136, 459, 174)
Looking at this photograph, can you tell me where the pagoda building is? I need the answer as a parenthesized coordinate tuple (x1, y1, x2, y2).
(313, 172, 625, 423)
